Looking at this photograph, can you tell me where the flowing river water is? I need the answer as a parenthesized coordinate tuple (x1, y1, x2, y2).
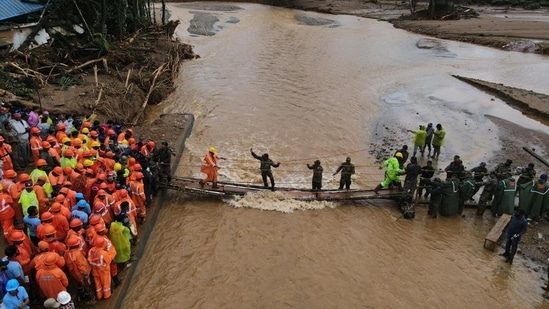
(123, 3, 549, 308)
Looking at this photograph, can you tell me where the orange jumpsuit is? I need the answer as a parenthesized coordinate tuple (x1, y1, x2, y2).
(129, 180, 146, 219)
(0, 193, 15, 238)
(201, 152, 220, 184)
(30, 252, 65, 272)
(33, 184, 49, 215)
(8, 182, 23, 223)
(30, 135, 43, 166)
(113, 197, 138, 235)
(36, 261, 69, 298)
(14, 243, 32, 276)
(48, 172, 65, 191)
(66, 229, 88, 256)
(65, 247, 91, 286)
(0, 143, 13, 171)
(88, 244, 116, 299)
(37, 223, 55, 241)
(51, 212, 69, 241)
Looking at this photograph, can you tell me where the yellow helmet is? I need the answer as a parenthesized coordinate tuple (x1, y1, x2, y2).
(208, 147, 217, 154)
(83, 159, 94, 167)
(114, 163, 122, 172)
(0, 184, 3, 191)
(91, 141, 101, 148)
(62, 137, 71, 144)
(82, 128, 90, 134)
(395, 152, 403, 158)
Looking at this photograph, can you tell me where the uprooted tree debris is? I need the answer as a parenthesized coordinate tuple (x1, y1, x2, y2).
(0, 0, 198, 125)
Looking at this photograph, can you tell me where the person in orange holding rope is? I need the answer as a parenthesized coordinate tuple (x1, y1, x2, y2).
(199, 147, 226, 189)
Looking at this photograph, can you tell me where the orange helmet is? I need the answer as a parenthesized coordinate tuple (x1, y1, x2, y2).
(97, 173, 107, 181)
(97, 189, 106, 197)
(52, 166, 63, 175)
(147, 141, 155, 148)
(82, 150, 91, 158)
(41, 211, 54, 222)
(46, 136, 56, 143)
(63, 149, 74, 157)
(90, 130, 98, 138)
(44, 225, 56, 236)
(38, 241, 49, 251)
(41, 141, 51, 149)
(128, 137, 136, 145)
(10, 230, 26, 242)
(119, 189, 128, 198)
(94, 223, 107, 233)
(57, 123, 66, 131)
(49, 202, 62, 213)
(36, 159, 47, 167)
(133, 172, 144, 180)
(18, 173, 31, 183)
(89, 215, 102, 226)
(44, 252, 58, 266)
(99, 183, 108, 189)
(94, 236, 106, 249)
(75, 163, 84, 172)
(66, 235, 81, 247)
(4, 170, 17, 179)
(106, 151, 114, 158)
(69, 218, 83, 229)
(63, 181, 72, 187)
(107, 129, 115, 135)
(82, 121, 91, 128)
(129, 158, 136, 166)
(57, 188, 69, 197)
(133, 163, 142, 171)
(30, 127, 40, 134)
(72, 139, 82, 147)
(62, 166, 73, 176)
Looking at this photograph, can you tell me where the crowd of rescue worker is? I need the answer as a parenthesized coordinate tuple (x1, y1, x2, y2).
(0, 104, 174, 308)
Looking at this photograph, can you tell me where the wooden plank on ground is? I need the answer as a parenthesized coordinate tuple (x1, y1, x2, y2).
(484, 213, 512, 251)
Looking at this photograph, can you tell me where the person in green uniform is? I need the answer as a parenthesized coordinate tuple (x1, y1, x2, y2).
(407, 125, 427, 157)
(492, 173, 517, 216)
(431, 124, 445, 160)
(458, 171, 476, 215)
(476, 172, 498, 216)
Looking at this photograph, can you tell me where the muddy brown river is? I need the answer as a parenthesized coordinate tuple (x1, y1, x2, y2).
(122, 3, 549, 308)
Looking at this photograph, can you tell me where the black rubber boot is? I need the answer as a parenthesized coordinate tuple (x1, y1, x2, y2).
(212, 182, 219, 189)
(373, 184, 382, 194)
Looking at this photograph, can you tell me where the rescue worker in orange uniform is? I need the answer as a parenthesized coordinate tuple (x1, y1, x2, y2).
(66, 219, 88, 255)
(0, 136, 14, 171)
(30, 241, 65, 272)
(129, 172, 147, 222)
(37, 211, 55, 241)
(0, 184, 15, 239)
(43, 225, 67, 256)
(49, 203, 69, 241)
(9, 231, 33, 276)
(55, 123, 68, 144)
(88, 236, 116, 300)
(36, 252, 69, 299)
(33, 176, 50, 215)
(48, 166, 65, 194)
(65, 235, 92, 287)
(94, 224, 122, 287)
(199, 147, 226, 188)
(113, 191, 137, 235)
(29, 127, 43, 166)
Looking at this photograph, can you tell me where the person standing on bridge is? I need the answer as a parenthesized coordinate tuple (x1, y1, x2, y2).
(306, 160, 323, 191)
(333, 157, 355, 190)
(199, 147, 226, 189)
(250, 148, 280, 191)
(373, 153, 404, 194)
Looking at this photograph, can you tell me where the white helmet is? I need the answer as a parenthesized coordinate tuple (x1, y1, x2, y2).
(57, 291, 72, 305)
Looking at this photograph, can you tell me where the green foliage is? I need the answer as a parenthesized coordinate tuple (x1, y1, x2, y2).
(0, 69, 34, 99)
(51, 75, 83, 90)
(93, 33, 110, 52)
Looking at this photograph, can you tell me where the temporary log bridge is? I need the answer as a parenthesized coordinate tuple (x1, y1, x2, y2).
(160, 176, 405, 202)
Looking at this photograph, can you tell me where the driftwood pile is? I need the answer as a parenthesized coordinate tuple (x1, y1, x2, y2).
(0, 22, 197, 124)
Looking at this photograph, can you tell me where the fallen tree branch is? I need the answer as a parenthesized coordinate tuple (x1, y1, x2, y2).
(51, 57, 106, 77)
(131, 63, 165, 125)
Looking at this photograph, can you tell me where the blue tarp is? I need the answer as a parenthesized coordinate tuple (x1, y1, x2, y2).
(0, 0, 45, 22)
